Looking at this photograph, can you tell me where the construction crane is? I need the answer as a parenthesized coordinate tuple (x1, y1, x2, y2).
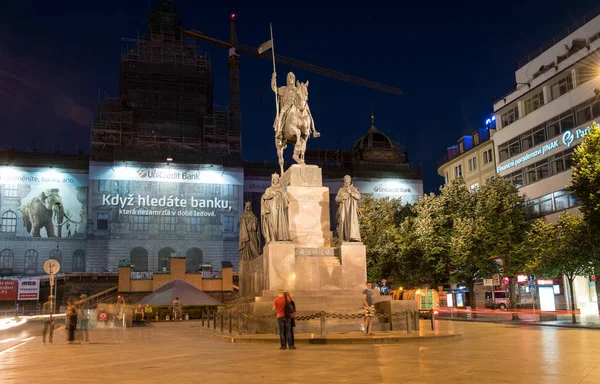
(184, 14, 404, 122)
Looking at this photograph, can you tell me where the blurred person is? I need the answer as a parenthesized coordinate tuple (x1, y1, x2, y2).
(173, 297, 181, 321)
(66, 298, 79, 344)
(78, 294, 91, 343)
(135, 304, 144, 323)
(42, 295, 55, 344)
(144, 304, 153, 321)
(283, 292, 296, 349)
(362, 282, 375, 336)
(114, 296, 125, 343)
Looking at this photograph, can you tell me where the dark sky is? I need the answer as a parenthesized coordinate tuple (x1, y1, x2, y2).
(0, 0, 598, 193)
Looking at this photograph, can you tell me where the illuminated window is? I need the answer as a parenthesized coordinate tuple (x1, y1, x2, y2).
(1, 211, 17, 233)
(3, 184, 18, 197)
(470, 183, 479, 192)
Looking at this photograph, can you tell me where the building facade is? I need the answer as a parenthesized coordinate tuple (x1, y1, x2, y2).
(437, 126, 496, 190)
(492, 13, 600, 315)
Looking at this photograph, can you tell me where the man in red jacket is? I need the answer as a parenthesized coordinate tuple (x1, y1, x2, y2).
(272, 289, 292, 349)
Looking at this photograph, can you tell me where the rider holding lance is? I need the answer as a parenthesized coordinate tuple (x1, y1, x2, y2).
(272, 72, 320, 142)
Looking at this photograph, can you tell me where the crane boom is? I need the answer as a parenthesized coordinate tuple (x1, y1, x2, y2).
(184, 29, 403, 96)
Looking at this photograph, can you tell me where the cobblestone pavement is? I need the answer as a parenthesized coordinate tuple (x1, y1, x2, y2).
(2, 321, 600, 383)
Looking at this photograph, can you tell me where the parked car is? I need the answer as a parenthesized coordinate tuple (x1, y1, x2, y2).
(485, 291, 510, 310)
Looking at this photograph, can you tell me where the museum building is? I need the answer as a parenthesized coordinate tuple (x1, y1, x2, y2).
(492, 13, 600, 314)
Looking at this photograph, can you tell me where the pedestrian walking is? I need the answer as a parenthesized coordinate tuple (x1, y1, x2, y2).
(362, 282, 375, 336)
(272, 289, 293, 350)
(172, 297, 181, 321)
(78, 294, 90, 343)
(42, 295, 55, 344)
(66, 298, 79, 344)
(283, 291, 296, 349)
(114, 296, 126, 343)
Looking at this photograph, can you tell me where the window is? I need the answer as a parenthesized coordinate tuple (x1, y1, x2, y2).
(49, 249, 62, 263)
(133, 215, 149, 231)
(525, 190, 580, 219)
(24, 249, 38, 273)
(503, 148, 574, 188)
(520, 129, 534, 151)
(532, 125, 547, 145)
(498, 143, 509, 162)
(186, 248, 203, 272)
(97, 213, 109, 230)
(224, 215, 234, 232)
(130, 247, 148, 272)
(1, 211, 17, 233)
(98, 180, 110, 192)
(223, 184, 235, 197)
(3, 184, 18, 197)
(72, 250, 85, 272)
(468, 157, 477, 172)
(454, 165, 462, 178)
(187, 217, 202, 232)
(444, 171, 449, 184)
(0, 249, 14, 271)
(501, 105, 519, 127)
(506, 170, 524, 188)
(159, 215, 176, 232)
(158, 247, 175, 272)
(523, 91, 544, 115)
(470, 183, 479, 192)
(575, 99, 600, 125)
(550, 73, 573, 101)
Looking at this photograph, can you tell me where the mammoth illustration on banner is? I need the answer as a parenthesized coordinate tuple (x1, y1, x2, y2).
(20, 188, 84, 238)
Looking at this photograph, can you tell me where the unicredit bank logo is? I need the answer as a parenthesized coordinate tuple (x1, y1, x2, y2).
(562, 131, 574, 147)
(138, 170, 148, 178)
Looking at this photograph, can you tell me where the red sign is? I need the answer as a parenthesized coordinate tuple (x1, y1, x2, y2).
(98, 312, 108, 321)
(591, 274, 597, 283)
(0, 280, 18, 301)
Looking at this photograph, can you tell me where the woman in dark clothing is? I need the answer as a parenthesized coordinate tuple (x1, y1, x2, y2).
(66, 298, 78, 344)
(283, 292, 296, 349)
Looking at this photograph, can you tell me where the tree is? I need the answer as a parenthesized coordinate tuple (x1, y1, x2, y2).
(473, 176, 529, 319)
(523, 212, 595, 323)
(570, 121, 600, 234)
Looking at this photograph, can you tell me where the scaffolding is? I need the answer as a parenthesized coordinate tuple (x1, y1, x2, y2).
(91, 0, 240, 165)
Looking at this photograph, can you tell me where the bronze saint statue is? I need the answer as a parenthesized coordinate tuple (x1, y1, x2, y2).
(271, 71, 320, 175)
(261, 173, 291, 243)
(335, 175, 362, 242)
(239, 202, 262, 260)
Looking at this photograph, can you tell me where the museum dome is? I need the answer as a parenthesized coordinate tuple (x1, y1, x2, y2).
(352, 114, 403, 163)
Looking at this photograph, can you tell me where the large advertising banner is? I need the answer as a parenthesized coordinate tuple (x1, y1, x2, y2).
(0, 167, 88, 238)
(0, 280, 18, 301)
(89, 163, 244, 238)
(324, 178, 423, 205)
(17, 279, 40, 300)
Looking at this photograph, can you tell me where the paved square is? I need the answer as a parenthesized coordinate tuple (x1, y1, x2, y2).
(2, 321, 600, 383)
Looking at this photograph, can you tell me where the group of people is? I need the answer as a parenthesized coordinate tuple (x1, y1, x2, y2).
(272, 290, 296, 350)
(42, 293, 91, 345)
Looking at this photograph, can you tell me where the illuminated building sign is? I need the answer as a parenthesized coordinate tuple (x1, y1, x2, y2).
(497, 124, 595, 173)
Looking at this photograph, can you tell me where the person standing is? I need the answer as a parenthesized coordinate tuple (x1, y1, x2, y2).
(173, 297, 181, 321)
(78, 294, 90, 343)
(66, 298, 78, 344)
(272, 289, 292, 350)
(114, 296, 125, 343)
(144, 304, 153, 321)
(283, 292, 296, 349)
(362, 282, 375, 336)
(42, 295, 55, 344)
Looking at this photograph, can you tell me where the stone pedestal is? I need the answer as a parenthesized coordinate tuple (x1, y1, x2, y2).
(287, 187, 332, 247)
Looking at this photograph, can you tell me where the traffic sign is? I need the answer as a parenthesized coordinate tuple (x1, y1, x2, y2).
(529, 284, 536, 291)
(528, 275, 535, 282)
(590, 274, 597, 283)
(43, 259, 61, 275)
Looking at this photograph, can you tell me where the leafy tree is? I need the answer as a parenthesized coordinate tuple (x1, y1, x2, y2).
(474, 176, 529, 318)
(570, 121, 600, 234)
(523, 212, 595, 323)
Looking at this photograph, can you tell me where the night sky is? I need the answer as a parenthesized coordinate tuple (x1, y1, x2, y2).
(1, 0, 598, 193)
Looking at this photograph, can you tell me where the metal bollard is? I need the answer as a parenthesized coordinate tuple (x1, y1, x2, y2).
(430, 310, 436, 331)
(220, 313, 224, 332)
(405, 310, 412, 334)
(228, 313, 232, 334)
(213, 312, 217, 330)
(413, 310, 420, 331)
(201, 310, 205, 327)
(320, 312, 326, 337)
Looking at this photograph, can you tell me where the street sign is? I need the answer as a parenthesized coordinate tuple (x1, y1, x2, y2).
(492, 274, 501, 286)
(17, 280, 39, 300)
(43, 259, 61, 275)
(529, 284, 536, 291)
(0, 280, 18, 301)
(483, 279, 494, 287)
(528, 275, 535, 282)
